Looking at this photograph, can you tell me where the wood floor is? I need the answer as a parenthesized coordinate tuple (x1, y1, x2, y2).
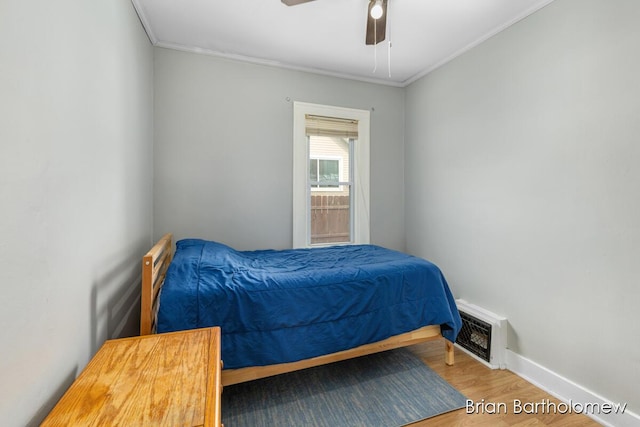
(407, 340, 602, 426)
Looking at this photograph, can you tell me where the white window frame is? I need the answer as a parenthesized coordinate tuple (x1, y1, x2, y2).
(292, 102, 370, 248)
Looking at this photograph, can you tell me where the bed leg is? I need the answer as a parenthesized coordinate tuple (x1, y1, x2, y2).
(445, 340, 455, 366)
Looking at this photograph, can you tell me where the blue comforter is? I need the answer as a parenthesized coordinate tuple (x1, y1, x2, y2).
(157, 239, 461, 369)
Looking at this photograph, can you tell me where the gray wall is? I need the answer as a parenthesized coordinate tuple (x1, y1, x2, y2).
(0, 1, 154, 425)
(153, 48, 405, 251)
(405, 0, 639, 413)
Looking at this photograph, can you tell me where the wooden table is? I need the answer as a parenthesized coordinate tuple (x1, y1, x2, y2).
(42, 327, 222, 427)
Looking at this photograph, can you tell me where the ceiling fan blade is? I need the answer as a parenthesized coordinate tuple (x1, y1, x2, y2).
(366, 0, 387, 45)
(281, 0, 316, 5)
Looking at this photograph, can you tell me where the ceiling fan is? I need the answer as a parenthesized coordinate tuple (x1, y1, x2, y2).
(281, 0, 388, 45)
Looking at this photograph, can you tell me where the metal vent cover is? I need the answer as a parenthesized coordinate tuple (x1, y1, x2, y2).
(456, 311, 492, 362)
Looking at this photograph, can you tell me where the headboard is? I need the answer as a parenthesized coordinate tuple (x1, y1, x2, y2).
(140, 233, 173, 335)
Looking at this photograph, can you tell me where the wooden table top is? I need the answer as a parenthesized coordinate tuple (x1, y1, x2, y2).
(41, 327, 221, 427)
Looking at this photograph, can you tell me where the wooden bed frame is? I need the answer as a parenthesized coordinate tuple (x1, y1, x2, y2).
(141, 233, 454, 386)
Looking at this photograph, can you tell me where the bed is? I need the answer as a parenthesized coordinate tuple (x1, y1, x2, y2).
(141, 233, 461, 386)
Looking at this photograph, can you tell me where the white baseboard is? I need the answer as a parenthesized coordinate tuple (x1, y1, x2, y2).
(506, 349, 640, 427)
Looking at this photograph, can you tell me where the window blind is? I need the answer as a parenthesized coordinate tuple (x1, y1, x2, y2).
(305, 114, 358, 139)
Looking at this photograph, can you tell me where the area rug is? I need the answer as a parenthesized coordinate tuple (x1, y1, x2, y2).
(221, 348, 467, 426)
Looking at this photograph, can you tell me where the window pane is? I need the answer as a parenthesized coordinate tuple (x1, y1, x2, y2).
(319, 159, 339, 187)
(309, 135, 350, 183)
(308, 133, 352, 244)
(310, 187, 351, 245)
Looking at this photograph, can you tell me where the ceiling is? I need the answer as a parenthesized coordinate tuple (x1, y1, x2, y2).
(132, 0, 555, 87)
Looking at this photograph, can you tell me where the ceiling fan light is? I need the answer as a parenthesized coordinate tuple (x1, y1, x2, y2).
(370, 0, 384, 19)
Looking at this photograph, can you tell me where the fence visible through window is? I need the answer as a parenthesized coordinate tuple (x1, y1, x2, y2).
(310, 194, 351, 244)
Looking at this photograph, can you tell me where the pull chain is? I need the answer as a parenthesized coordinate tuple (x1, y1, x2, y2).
(372, 18, 378, 73)
(387, 3, 391, 78)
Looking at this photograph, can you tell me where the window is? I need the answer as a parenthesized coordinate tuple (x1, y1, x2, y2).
(293, 102, 370, 248)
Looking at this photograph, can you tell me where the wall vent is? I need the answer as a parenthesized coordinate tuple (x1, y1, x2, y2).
(455, 299, 507, 369)
(457, 311, 493, 362)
